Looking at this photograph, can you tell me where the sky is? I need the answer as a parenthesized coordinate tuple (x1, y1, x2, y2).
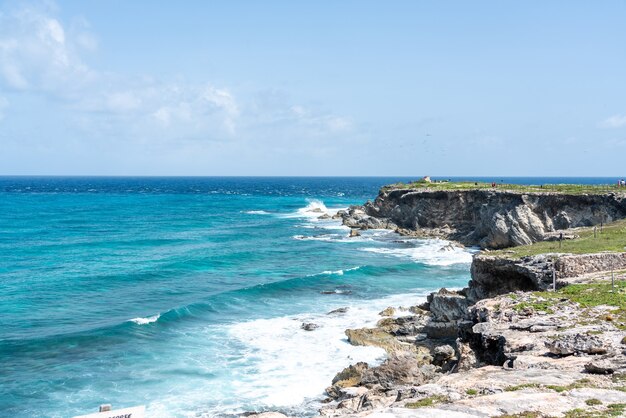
(0, 0, 625, 176)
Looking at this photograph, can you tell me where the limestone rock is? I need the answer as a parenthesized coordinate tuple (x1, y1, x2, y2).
(360, 354, 438, 389)
(301, 322, 319, 331)
(379, 307, 395, 317)
(327, 307, 348, 315)
(326, 362, 369, 399)
(428, 288, 470, 322)
(545, 333, 608, 356)
(349, 188, 626, 249)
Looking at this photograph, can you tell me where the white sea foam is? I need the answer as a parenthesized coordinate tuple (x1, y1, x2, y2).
(243, 210, 271, 215)
(308, 266, 362, 276)
(225, 291, 428, 409)
(292, 234, 333, 241)
(361, 239, 476, 266)
(128, 314, 160, 325)
(292, 233, 366, 242)
(282, 199, 347, 221)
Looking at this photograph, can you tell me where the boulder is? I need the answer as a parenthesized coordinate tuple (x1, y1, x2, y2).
(326, 362, 369, 399)
(379, 307, 396, 317)
(301, 322, 319, 331)
(327, 307, 348, 315)
(360, 354, 438, 389)
(428, 288, 470, 322)
(545, 334, 608, 356)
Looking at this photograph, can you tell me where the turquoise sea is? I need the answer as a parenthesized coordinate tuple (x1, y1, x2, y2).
(0, 176, 619, 417)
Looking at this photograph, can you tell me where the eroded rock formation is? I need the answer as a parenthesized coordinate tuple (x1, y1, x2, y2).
(341, 189, 626, 249)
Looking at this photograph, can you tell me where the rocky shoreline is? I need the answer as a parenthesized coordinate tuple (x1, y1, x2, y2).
(314, 266, 626, 417)
(248, 186, 626, 418)
(249, 263, 626, 418)
(338, 188, 626, 249)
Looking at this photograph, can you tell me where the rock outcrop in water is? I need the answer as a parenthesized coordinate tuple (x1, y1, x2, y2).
(340, 189, 626, 249)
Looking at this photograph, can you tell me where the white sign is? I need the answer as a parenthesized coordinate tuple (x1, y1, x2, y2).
(73, 405, 145, 418)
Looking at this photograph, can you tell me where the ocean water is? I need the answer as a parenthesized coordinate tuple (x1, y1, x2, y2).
(0, 176, 618, 417)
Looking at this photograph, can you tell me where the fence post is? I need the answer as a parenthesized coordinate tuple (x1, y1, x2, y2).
(612, 268, 615, 293)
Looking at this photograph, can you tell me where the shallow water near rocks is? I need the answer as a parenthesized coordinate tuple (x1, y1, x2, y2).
(0, 176, 614, 417)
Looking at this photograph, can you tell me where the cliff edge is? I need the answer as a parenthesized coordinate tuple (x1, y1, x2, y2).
(341, 188, 626, 249)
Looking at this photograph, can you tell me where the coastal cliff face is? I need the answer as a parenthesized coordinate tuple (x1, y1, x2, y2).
(470, 252, 626, 301)
(345, 189, 626, 249)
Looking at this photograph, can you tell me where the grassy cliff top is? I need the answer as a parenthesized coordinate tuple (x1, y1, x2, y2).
(492, 218, 626, 258)
(383, 179, 625, 195)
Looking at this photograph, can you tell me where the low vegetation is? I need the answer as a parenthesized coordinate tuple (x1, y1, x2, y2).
(563, 403, 626, 417)
(384, 179, 624, 195)
(404, 395, 448, 408)
(534, 281, 626, 309)
(503, 379, 594, 393)
(493, 218, 626, 257)
(512, 299, 555, 314)
(495, 413, 542, 418)
(519, 281, 626, 330)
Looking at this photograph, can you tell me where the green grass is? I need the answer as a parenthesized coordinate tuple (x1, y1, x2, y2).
(534, 281, 626, 309)
(404, 395, 448, 408)
(492, 218, 626, 258)
(504, 383, 542, 392)
(465, 388, 478, 396)
(563, 403, 625, 417)
(586, 399, 602, 406)
(608, 404, 626, 416)
(527, 282, 626, 329)
(512, 298, 555, 314)
(564, 408, 597, 418)
(383, 179, 624, 195)
(504, 379, 594, 394)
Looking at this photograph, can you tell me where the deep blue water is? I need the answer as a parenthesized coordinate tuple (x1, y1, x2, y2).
(0, 177, 619, 417)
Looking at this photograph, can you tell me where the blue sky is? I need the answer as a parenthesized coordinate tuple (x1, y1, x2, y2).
(1, 1, 625, 176)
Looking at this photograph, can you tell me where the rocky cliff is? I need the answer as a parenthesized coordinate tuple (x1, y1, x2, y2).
(469, 252, 626, 301)
(316, 267, 626, 418)
(341, 189, 626, 249)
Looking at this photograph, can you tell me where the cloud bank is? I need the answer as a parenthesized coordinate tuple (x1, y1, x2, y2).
(0, 1, 355, 169)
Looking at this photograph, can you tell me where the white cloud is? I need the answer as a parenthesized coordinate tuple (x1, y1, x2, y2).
(600, 114, 626, 129)
(0, 5, 94, 93)
(0, 2, 355, 150)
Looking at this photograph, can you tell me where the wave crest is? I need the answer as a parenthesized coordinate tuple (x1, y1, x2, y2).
(361, 239, 475, 266)
(128, 314, 160, 325)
